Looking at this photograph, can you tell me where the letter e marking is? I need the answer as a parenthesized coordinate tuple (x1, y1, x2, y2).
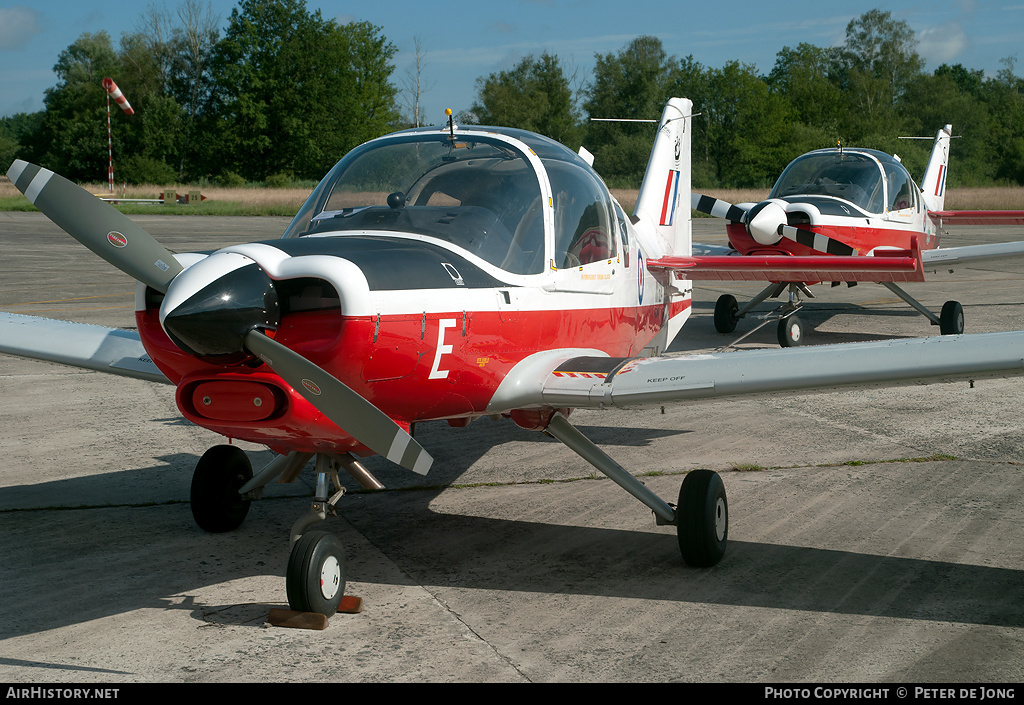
(429, 318, 457, 380)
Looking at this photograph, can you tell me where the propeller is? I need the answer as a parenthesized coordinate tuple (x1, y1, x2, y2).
(7, 160, 183, 292)
(691, 192, 857, 255)
(244, 331, 432, 474)
(8, 159, 433, 475)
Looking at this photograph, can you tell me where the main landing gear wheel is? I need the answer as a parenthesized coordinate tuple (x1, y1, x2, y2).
(287, 530, 346, 617)
(677, 469, 728, 567)
(190, 445, 253, 533)
(940, 300, 964, 335)
(778, 314, 803, 347)
(714, 294, 739, 334)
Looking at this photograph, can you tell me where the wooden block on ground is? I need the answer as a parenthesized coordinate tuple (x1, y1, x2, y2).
(267, 596, 362, 628)
(338, 595, 363, 614)
(268, 608, 328, 630)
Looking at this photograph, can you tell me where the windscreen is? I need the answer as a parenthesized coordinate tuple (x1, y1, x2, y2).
(770, 152, 886, 213)
(283, 134, 546, 275)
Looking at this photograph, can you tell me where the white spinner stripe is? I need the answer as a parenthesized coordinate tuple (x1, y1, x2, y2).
(25, 168, 54, 205)
(6, 159, 27, 184)
(387, 431, 411, 464)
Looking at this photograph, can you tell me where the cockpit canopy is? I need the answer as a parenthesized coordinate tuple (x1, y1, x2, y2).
(769, 148, 918, 215)
(283, 126, 618, 275)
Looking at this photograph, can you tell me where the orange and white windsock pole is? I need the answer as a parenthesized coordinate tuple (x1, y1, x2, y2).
(102, 78, 133, 192)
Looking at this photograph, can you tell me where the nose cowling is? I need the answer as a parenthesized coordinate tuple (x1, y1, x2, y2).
(161, 253, 280, 362)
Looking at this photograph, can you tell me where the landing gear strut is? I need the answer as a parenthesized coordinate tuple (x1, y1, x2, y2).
(881, 282, 964, 335)
(189, 448, 388, 619)
(715, 283, 810, 349)
(716, 280, 965, 346)
(544, 413, 729, 568)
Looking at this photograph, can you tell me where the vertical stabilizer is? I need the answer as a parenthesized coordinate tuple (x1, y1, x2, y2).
(633, 98, 692, 258)
(633, 98, 693, 356)
(920, 124, 952, 212)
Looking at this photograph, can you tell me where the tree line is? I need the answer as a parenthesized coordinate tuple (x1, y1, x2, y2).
(2, 2, 1022, 190)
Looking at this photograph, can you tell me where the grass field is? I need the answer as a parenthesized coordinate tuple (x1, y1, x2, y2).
(2, 177, 1022, 216)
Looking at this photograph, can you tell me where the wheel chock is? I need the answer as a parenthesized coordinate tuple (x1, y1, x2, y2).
(268, 608, 329, 630)
(267, 595, 363, 629)
(338, 595, 363, 613)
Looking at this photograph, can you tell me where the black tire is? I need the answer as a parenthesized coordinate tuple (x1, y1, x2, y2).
(939, 300, 964, 335)
(287, 531, 346, 617)
(677, 470, 728, 567)
(190, 445, 253, 533)
(778, 314, 803, 347)
(714, 294, 739, 334)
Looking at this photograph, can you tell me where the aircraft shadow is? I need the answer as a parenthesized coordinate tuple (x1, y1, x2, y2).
(338, 491, 1024, 629)
(2, 409, 1018, 644)
(0, 419, 689, 511)
(1, 486, 1020, 642)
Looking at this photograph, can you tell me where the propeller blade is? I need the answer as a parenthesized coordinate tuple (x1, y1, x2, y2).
(778, 224, 858, 256)
(243, 330, 433, 476)
(7, 160, 183, 293)
(690, 188, 859, 256)
(691, 193, 747, 222)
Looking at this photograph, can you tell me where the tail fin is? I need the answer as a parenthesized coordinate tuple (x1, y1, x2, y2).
(920, 124, 952, 211)
(633, 98, 692, 258)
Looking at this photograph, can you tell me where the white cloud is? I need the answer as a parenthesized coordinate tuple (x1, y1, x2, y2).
(0, 7, 41, 51)
(918, 22, 971, 65)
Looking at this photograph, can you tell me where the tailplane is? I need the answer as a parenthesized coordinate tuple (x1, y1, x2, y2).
(920, 124, 952, 211)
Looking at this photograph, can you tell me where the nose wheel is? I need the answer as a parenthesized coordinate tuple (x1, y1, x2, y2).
(286, 530, 347, 617)
(778, 313, 803, 347)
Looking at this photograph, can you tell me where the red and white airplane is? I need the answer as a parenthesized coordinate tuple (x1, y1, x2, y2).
(4, 99, 1024, 618)
(671, 126, 1024, 346)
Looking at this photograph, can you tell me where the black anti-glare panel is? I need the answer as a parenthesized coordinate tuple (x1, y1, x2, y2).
(262, 235, 512, 291)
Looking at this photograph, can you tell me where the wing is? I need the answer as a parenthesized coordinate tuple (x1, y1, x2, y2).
(489, 332, 1024, 412)
(922, 240, 1024, 267)
(929, 210, 1024, 226)
(0, 312, 169, 384)
(920, 210, 1024, 267)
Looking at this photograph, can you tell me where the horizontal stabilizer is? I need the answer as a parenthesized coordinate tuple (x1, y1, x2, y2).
(929, 210, 1024, 226)
(0, 313, 168, 383)
(646, 251, 923, 283)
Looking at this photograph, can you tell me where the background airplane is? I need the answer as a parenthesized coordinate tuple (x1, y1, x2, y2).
(663, 126, 1024, 346)
(4, 99, 1024, 619)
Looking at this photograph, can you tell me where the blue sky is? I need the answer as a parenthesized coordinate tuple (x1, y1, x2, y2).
(2, 0, 1024, 122)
